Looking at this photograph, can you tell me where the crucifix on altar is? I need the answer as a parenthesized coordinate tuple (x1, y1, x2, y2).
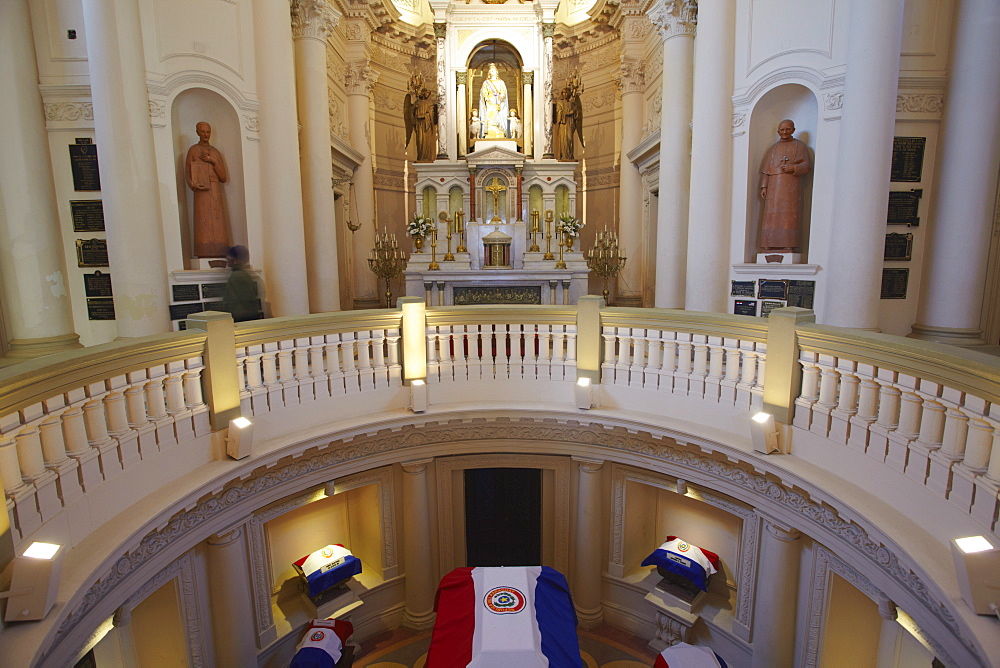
(484, 177, 507, 223)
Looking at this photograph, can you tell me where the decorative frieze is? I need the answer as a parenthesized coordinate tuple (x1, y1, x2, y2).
(823, 91, 844, 110)
(345, 60, 378, 95)
(44, 102, 94, 122)
(896, 93, 943, 114)
(616, 57, 647, 95)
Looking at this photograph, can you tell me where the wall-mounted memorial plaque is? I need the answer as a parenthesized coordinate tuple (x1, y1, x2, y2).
(758, 279, 789, 300)
(69, 140, 101, 191)
(731, 281, 756, 297)
(890, 137, 925, 182)
(787, 280, 816, 309)
(200, 282, 227, 300)
(170, 302, 208, 321)
(75, 238, 109, 267)
(86, 297, 116, 320)
(761, 300, 785, 317)
(881, 269, 909, 299)
(884, 233, 914, 261)
(70, 200, 105, 232)
(172, 284, 201, 302)
(734, 300, 757, 316)
(83, 271, 113, 297)
(887, 190, 921, 226)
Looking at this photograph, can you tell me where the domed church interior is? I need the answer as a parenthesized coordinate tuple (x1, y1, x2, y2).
(0, 0, 999, 666)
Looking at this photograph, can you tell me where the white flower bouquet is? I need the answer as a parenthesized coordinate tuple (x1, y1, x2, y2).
(558, 213, 584, 238)
(406, 213, 434, 237)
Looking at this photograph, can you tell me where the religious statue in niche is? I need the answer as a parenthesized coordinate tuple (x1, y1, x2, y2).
(405, 74, 439, 162)
(479, 63, 509, 139)
(758, 119, 811, 253)
(184, 122, 230, 257)
(469, 109, 483, 148)
(507, 109, 522, 140)
(553, 71, 584, 161)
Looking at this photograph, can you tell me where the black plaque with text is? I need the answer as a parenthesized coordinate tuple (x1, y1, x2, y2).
(734, 300, 757, 316)
(170, 302, 208, 321)
(86, 297, 116, 320)
(887, 190, 921, 226)
(881, 269, 909, 299)
(69, 142, 101, 191)
(70, 200, 105, 232)
(760, 300, 785, 317)
(787, 280, 816, 309)
(200, 282, 227, 300)
(75, 238, 109, 267)
(83, 271, 113, 297)
(758, 279, 789, 300)
(891, 137, 926, 182)
(884, 233, 913, 261)
(172, 284, 201, 302)
(731, 281, 756, 297)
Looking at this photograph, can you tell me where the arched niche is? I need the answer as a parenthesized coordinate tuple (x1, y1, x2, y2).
(422, 185, 436, 220)
(467, 41, 524, 140)
(171, 88, 247, 264)
(449, 185, 464, 220)
(744, 84, 818, 263)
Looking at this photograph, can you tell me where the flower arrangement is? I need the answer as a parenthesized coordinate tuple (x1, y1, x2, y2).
(406, 213, 434, 237)
(558, 212, 584, 238)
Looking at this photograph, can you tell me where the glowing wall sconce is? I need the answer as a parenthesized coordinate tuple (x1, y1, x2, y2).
(575, 377, 593, 410)
(950, 535, 1000, 616)
(410, 379, 428, 413)
(1, 542, 63, 622)
(750, 412, 780, 454)
(226, 416, 254, 460)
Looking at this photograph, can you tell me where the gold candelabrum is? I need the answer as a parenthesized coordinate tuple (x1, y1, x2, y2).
(586, 226, 627, 303)
(555, 222, 567, 269)
(428, 222, 440, 270)
(367, 229, 408, 308)
(543, 210, 555, 260)
(455, 210, 467, 253)
(441, 211, 455, 261)
(529, 210, 540, 252)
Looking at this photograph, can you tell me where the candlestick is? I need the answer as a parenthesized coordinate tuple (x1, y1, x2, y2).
(368, 230, 408, 308)
(544, 218, 555, 260)
(428, 223, 440, 270)
(586, 227, 627, 304)
(555, 223, 567, 269)
(529, 210, 540, 252)
(455, 210, 467, 253)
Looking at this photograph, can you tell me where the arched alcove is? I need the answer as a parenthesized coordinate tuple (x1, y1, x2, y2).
(171, 88, 247, 264)
(467, 41, 524, 140)
(422, 185, 436, 219)
(745, 84, 818, 263)
(449, 185, 464, 220)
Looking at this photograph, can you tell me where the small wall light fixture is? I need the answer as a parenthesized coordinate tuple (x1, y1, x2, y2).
(1, 542, 63, 622)
(575, 376, 593, 410)
(750, 411, 780, 454)
(410, 379, 428, 413)
(226, 416, 254, 460)
(950, 535, 1000, 616)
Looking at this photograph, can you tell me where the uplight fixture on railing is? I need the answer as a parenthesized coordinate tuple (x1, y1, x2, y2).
(950, 535, 1000, 616)
(575, 376, 593, 410)
(1, 542, 63, 622)
(750, 411, 780, 454)
(226, 416, 254, 460)
(411, 379, 428, 413)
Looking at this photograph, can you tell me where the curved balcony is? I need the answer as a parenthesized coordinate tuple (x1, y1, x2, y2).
(0, 301, 997, 667)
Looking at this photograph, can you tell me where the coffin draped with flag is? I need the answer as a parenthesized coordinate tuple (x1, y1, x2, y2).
(426, 566, 582, 667)
(653, 642, 728, 668)
(290, 618, 354, 668)
(640, 536, 720, 592)
(293, 545, 363, 598)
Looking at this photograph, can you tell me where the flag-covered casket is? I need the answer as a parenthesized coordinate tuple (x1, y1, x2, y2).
(289, 618, 354, 668)
(426, 566, 582, 668)
(293, 545, 363, 598)
(653, 642, 728, 668)
(640, 537, 720, 592)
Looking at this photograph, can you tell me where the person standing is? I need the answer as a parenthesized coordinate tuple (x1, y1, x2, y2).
(221, 245, 261, 322)
(758, 119, 811, 252)
(185, 122, 230, 257)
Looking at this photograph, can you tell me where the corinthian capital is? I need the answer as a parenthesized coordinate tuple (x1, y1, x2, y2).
(345, 59, 379, 95)
(648, 0, 697, 40)
(615, 57, 646, 94)
(291, 0, 341, 40)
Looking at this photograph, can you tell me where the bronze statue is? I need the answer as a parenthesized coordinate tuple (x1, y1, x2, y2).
(758, 119, 811, 252)
(404, 74, 438, 162)
(553, 72, 584, 161)
(184, 122, 230, 257)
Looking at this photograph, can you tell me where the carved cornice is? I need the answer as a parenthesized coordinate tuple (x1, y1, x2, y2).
(896, 93, 943, 114)
(542, 22, 555, 39)
(345, 59, 379, 95)
(647, 0, 697, 41)
(523, 70, 534, 86)
(433, 21, 446, 39)
(44, 102, 93, 123)
(456, 71, 467, 86)
(291, 0, 341, 40)
(616, 57, 646, 95)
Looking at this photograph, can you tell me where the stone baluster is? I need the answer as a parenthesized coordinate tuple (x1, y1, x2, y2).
(104, 390, 140, 469)
(437, 329, 452, 383)
(632, 330, 649, 387)
(675, 338, 693, 395)
(164, 374, 186, 415)
(40, 414, 82, 504)
(906, 399, 945, 483)
(830, 366, 860, 443)
(926, 406, 970, 496)
(885, 389, 922, 472)
(867, 383, 902, 462)
(0, 433, 40, 536)
(387, 330, 402, 383)
(341, 333, 359, 392)
(691, 341, 709, 397)
(615, 328, 632, 387)
(951, 417, 994, 513)
(848, 377, 881, 452)
(16, 427, 59, 520)
(707, 340, 725, 398)
(601, 327, 617, 379)
(184, 369, 206, 409)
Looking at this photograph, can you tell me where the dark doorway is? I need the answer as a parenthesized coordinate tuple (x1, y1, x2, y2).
(464, 467, 541, 566)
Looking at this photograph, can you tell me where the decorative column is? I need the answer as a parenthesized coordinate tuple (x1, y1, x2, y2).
(345, 58, 380, 308)
(252, 0, 310, 316)
(523, 71, 534, 156)
(751, 518, 801, 668)
(822, 0, 905, 329)
(434, 22, 448, 160)
(572, 457, 604, 627)
(456, 72, 468, 156)
(207, 527, 258, 666)
(292, 0, 342, 313)
(515, 167, 524, 222)
(0, 0, 81, 358)
(400, 459, 436, 630)
(81, 0, 171, 336)
(468, 167, 477, 221)
(649, 0, 696, 309)
(542, 22, 555, 158)
(911, 0, 1000, 344)
(617, 56, 646, 307)
(685, 0, 735, 313)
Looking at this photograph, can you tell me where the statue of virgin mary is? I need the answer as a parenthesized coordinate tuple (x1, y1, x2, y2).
(479, 63, 509, 139)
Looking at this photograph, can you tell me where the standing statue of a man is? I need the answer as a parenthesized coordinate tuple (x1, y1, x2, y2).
(758, 119, 811, 252)
(185, 122, 230, 257)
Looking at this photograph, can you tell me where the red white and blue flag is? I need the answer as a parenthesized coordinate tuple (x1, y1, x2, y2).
(653, 642, 728, 668)
(426, 566, 582, 667)
(293, 544, 363, 598)
(641, 537, 721, 592)
(290, 618, 353, 668)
